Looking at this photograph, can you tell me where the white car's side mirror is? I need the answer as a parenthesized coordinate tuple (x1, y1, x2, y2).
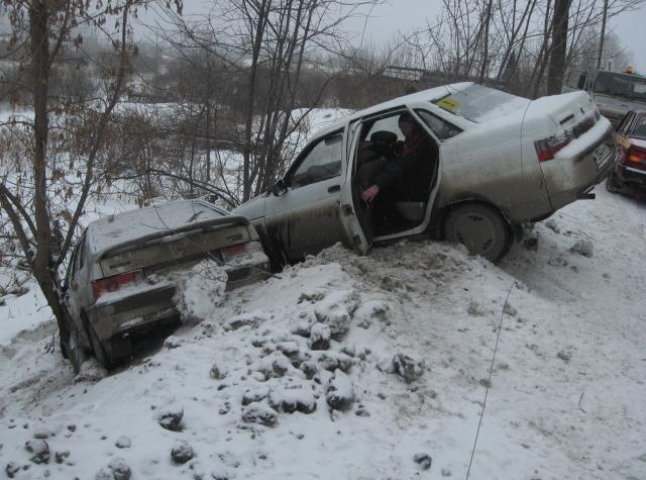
(271, 179, 287, 196)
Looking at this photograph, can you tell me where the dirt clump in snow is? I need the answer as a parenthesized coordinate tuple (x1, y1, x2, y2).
(269, 388, 317, 414)
(171, 440, 196, 464)
(326, 370, 354, 411)
(25, 439, 50, 464)
(5, 462, 21, 478)
(570, 239, 594, 257)
(241, 404, 278, 426)
(157, 405, 184, 431)
(414, 452, 433, 470)
(107, 457, 131, 480)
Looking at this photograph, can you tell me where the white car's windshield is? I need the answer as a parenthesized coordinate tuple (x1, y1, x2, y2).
(433, 84, 527, 122)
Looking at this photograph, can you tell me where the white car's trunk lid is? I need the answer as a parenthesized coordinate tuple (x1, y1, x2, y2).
(527, 90, 597, 129)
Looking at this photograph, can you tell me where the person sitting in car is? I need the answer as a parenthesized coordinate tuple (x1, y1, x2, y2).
(356, 130, 399, 191)
(360, 112, 436, 230)
(361, 112, 435, 203)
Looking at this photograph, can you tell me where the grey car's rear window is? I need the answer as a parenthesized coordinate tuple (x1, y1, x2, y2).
(433, 84, 527, 122)
(88, 201, 225, 253)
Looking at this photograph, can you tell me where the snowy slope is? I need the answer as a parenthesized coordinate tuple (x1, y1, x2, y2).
(1, 187, 645, 480)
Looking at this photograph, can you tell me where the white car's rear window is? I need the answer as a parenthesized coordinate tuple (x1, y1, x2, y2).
(433, 84, 528, 123)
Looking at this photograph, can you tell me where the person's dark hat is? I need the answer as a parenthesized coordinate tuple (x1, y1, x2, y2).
(398, 111, 414, 125)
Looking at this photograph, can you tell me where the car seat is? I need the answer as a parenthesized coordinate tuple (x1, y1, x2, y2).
(370, 130, 398, 147)
(394, 201, 426, 223)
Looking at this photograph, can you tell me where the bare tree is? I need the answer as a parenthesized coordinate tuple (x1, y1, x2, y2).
(158, 0, 380, 202)
(479, 0, 494, 83)
(547, 0, 570, 94)
(0, 0, 182, 371)
(597, 0, 609, 70)
(390, 0, 643, 97)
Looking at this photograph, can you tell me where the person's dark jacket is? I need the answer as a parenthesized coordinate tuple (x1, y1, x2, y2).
(372, 131, 435, 201)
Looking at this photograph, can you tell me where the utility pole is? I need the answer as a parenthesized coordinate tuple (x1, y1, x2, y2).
(596, 0, 608, 71)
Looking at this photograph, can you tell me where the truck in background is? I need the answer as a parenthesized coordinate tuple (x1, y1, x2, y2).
(577, 67, 646, 127)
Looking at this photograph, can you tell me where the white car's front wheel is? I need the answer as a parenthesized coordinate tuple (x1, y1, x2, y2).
(444, 203, 511, 262)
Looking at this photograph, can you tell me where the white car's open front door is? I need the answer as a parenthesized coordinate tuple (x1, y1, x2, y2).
(338, 119, 373, 255)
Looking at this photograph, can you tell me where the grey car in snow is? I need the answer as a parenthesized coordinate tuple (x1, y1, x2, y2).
(61, 199, 270, 371)
(234, 82, 616, 264)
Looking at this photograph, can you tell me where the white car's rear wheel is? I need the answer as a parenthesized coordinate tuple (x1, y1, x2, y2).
(444, 203, 511, 262)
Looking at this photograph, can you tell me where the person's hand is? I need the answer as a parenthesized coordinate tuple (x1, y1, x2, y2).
(361, 185, 380, 202)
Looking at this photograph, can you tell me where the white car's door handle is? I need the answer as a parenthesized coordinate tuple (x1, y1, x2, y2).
(328, 185, 341, 193)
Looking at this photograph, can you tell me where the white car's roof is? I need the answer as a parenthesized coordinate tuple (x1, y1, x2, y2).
(313, 82, 474, 137)
(86, 199, 226, 254)
(310, 82, 538, 140)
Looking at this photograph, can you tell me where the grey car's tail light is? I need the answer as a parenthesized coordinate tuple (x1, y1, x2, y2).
(91, 270, 143, 300)
(221, 241, 267, 266)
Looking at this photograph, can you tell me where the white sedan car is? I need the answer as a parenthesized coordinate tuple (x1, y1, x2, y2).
(235, 83, 615, 263)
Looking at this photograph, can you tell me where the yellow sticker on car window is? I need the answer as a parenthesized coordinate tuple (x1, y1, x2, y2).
(437, 97, 461, 111)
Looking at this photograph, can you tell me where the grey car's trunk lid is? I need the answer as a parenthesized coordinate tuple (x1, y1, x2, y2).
(98, 218, 251, 279)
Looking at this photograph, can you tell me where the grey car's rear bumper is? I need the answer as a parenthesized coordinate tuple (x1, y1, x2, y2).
(86, 265, 271, 342)
(86, 281, 179, 342)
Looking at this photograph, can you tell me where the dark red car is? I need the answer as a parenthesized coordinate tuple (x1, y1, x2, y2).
(607, 110, 646, 196)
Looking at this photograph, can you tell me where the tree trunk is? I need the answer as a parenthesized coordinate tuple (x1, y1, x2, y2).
(242, 0, 271, 201)
(479, 0, 493, 83)
(547, 0, 570, 95)
(28, 1, 69, 341)
(206, 102, 212, 182)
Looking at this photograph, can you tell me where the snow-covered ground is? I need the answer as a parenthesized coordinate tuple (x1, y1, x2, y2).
(1, 186, 645, 480)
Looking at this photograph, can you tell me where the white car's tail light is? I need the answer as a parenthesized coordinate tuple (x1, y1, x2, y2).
(534, 133, 574, 161)
(91, 270, 143, 300)
(534, 114, 599, 162)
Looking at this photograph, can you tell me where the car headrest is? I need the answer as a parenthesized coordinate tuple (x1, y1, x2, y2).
(370, 130, 398, 145)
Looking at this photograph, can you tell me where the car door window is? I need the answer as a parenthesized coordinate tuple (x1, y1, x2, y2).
(618, 112, 634, 134)
(633, 115, 646, 138)
(289, 131, 343, 189)
(415, 109, 462, 140)
(366, 114, 405, 141)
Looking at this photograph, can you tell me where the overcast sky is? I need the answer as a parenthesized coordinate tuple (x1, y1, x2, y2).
(347, 0, 646, 74)
(608, 1, 646, 73)
(164, 0, 646, 74)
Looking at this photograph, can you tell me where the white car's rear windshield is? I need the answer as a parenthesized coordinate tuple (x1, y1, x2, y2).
(433, 84, 528, 123)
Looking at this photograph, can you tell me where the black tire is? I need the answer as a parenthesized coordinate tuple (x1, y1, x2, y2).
(64, 327, 86, 374)
(59, 311, 86, 372)
(605, 172, 622, 193)
(85, 317, 113, 370)
(59, 335, 69, 360)
(444, 203, 511, 262)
